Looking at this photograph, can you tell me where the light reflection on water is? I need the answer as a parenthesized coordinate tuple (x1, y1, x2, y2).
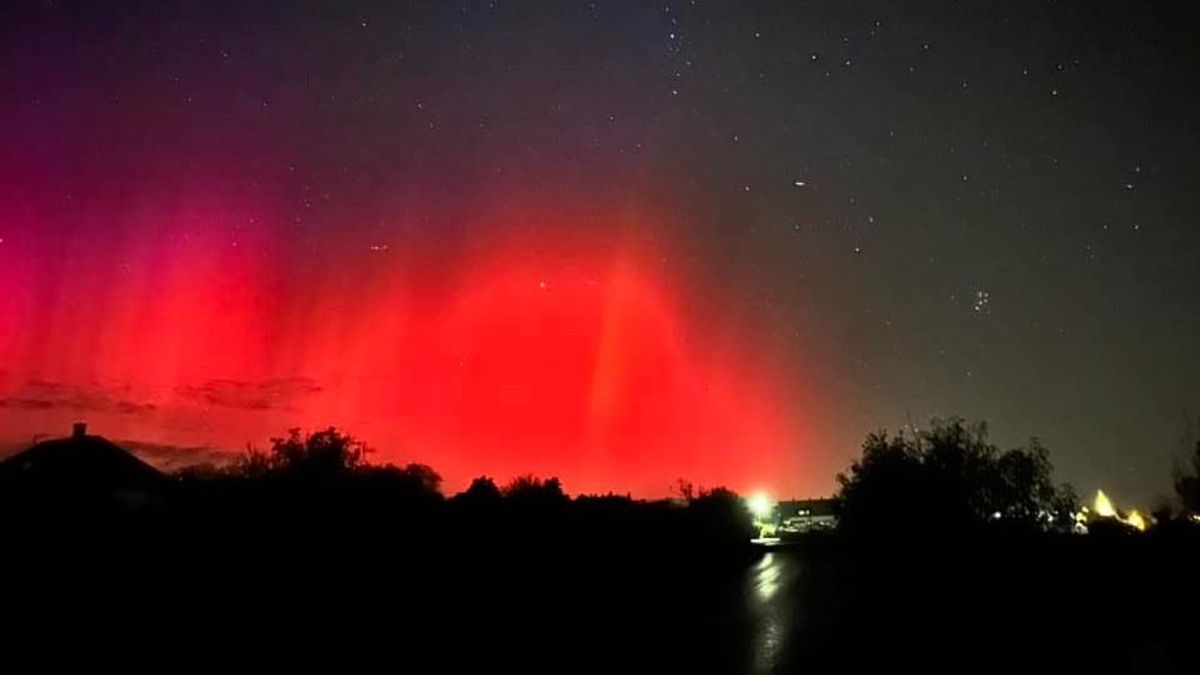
(745, 550, 802, 674)
(754, 552, 782, 600)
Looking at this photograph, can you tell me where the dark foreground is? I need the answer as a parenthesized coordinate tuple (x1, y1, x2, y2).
(3, 505, 1199, 674)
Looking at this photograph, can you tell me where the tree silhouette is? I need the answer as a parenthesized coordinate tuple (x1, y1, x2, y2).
(270, 427, 369, 475)
(673, 478, 697, 502)
(230, 427, 370, 480)
(1173, 439, 1200, 514)
(835, 418, 1076, 536)
(503, 474, 569, 508)
(457, 476, 502, 504)
(685, 486, 756, 544)
(358, 462, 443, 498)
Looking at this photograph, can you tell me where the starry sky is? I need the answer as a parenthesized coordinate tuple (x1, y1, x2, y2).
(1, 1, 1197, 505)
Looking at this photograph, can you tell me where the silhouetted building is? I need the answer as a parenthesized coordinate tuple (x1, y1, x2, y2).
(0, 422, 166, 509)
(777, 498, 837, 533)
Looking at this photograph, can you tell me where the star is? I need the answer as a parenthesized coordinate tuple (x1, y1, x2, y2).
(972, 290, 991, 314)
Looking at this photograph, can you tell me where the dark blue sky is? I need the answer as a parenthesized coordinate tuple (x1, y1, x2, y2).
(1, 1, 1198, 505)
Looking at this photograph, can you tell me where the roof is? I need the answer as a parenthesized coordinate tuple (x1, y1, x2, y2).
(0, 432, 165, 496)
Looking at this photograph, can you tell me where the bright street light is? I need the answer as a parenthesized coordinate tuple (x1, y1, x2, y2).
(747, 492, 773, 520)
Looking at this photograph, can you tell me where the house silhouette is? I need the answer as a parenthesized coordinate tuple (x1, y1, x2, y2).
(0, 422, 165, 508)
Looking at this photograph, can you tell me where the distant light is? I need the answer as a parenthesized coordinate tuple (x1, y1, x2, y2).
(793, 179, 806, 187)
(747, 492, 773, 520)
(1126, 510, 1147, 532)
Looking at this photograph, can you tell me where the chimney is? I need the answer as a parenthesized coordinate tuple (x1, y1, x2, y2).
(72, 422, 88, 439)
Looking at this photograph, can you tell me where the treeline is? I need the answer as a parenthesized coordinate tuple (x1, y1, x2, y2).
(834, 417, 1200, 538)
(162, 427, 757, 560)
(1, 427, 761, 671)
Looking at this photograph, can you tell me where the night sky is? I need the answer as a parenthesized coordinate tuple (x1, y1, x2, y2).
(1, 1, 1197, 505)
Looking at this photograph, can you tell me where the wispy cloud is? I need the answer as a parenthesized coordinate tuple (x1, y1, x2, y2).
(120, 440, 243, 471)
(174, 377, 323, 411)
(0, 380, 156, 415)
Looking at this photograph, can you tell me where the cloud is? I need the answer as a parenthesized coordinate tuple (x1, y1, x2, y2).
(0, 380, 157, 415)
(174, 377, 323, 411)
(120, 440, 243, 471)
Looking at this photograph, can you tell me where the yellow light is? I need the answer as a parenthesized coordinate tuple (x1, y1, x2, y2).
(1093, 490, 1116, 518)
(747, 492, 773, 520)
(1126, 510, 1147, 532)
